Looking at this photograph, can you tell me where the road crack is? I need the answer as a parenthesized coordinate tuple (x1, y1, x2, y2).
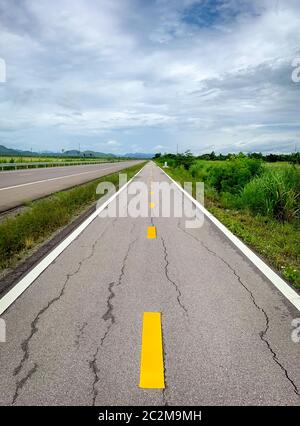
(88, 232, 138, 405)
(162, 323, 169, 406)
(75, 321, 88, 349)
(12, 232, 102, 405)
(178, 225, 299, 397)
(117, 237, 138, 288)
(161, 237, 188, 318)
(89, 346, 100, 406)
(12, 363, 38, 405)
(102, 282, 116, 325)
(89, 280, 116, 407)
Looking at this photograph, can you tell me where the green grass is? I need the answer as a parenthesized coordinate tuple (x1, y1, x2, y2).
(160, 163, 300, 289)
(0, 156, 116, 163)
(0, 162, 145, 272)
(239, 166, 300, 222)
(207, 205, 300, 288)
(266, 161, 300, 168)
(0, 155, 120, 170)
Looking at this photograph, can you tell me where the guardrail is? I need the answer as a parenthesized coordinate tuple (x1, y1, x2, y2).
(0, 159, 122, 171)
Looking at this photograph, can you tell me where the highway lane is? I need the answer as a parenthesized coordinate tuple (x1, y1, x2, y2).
(0, 162, 299, 405)
(0, 160, 143, 212)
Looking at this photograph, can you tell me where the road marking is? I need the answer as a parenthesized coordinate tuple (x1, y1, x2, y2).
(0, 165, 146, 315)
(150, 191, 154, 195)
(149, 202, 155, 208)
(0, 165, 131, 191)
(147, 226, 157, 239)
(159, 166, 300, 312)
(139, 312, 165, 389)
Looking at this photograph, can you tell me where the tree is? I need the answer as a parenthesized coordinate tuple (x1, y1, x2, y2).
(209, 151, 216, 160)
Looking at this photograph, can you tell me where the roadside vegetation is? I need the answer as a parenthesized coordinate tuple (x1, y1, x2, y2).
(0, 155, 122, 170)
(0, 156, 97, 163)
(0, 162, 145, 273)
(155, 152, 300, 289)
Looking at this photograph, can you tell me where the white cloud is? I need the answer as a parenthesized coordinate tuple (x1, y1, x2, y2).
(107, 140, 121, 146)
(0, 0, 299, 153)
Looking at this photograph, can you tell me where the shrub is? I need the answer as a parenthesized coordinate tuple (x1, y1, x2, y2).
(175, 151, 195, 170)
(208, 158, 263, 194)
(240, 166, 300, 222)
(189, 162, 208, 180)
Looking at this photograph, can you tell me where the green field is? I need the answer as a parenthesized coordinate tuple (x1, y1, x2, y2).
(0, 155, 121, 171)
(0, 156, 116, 163)
(156, 154, 300, 289)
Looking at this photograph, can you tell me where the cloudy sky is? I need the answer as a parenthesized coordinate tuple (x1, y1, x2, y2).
(0, 0, 299, 154)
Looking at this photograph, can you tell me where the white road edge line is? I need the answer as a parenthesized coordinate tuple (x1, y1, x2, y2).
(160, 165, 300, 312)
(0, 165, 146, 315)
(0, 165, 123, 191)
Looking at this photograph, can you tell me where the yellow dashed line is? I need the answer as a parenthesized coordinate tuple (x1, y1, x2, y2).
(139, 312, 165, 389)
(147, 226, 157, 239)
(149, 202, 155, 208)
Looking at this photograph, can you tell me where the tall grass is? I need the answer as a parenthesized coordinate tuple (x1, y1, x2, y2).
(189, 161, 212, 181)
(240, 166, 300, 222)
(188, 159, 299, 223)
(207, 158, 263, 194)
(188, 158, 263, 193)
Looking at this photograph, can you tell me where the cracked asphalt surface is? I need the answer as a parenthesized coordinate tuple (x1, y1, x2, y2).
(0, 162, 299, 406)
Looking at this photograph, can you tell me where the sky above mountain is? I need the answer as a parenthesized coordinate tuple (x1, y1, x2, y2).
(0, 0, 300, 154)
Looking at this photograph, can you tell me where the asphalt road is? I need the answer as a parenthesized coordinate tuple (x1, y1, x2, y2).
(0, 160, 142, 212)
(0, 162, 299, 405)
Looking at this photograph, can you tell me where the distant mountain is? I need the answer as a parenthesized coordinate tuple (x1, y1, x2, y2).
(124, 153, 154, 158)
(0, 144, 154, 159)
(0, 145, 33, 156)
(81, 150, 116, 158)
(0, 145, 116, 158)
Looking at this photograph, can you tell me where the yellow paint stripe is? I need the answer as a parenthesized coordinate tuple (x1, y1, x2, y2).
(139, 312, 165, 389)
(149, 202, 155, 208)
(150, 191, 154, 195)
(147, 226, 157, 239)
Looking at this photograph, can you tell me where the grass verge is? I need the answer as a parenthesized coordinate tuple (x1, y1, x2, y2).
(0, 162, 145, 272)
(161, 165, 300, 290)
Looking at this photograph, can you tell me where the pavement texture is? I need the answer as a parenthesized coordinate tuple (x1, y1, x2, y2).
(0, 160, 143, 212)
(0, 162, 299, 406)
